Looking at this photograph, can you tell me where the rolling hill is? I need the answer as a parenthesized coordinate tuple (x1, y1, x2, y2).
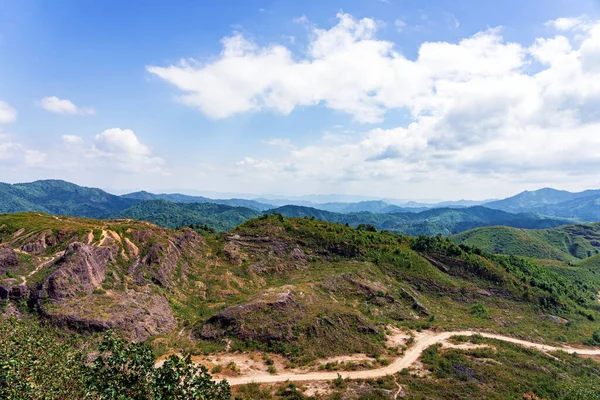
(118, 199, 262, 231)
(0, 180, 138, 218)
(122, 190, 272, 211)
(2, 212, 600, 399)
(451, 223, 600, 261)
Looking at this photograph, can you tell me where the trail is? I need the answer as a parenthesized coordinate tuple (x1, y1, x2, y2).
(19, 251, 63, 285)
(222, 331, 600, 386)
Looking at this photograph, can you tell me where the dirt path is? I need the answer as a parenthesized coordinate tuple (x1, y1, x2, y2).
(19, 252, 63, 285)
(222, 331, 600, 386)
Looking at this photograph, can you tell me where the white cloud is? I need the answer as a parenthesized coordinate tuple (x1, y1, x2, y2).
(9, 14, 600, 199)
(40, 96, 95, 115)
(0, 131, 46, 167)
(147, 13, 600, 197)
(0, 100, 17, 123)
(545, 16, 592, 32)
(92, 128, 165, 173)
(62, 135, 84, 146)
(263, 138, 295, 150)
(395, 19, 407, 32)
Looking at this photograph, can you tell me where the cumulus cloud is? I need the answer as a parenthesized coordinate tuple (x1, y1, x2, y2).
(3, 129, 165, 182)
(0, 100, 17, 123)
(141, 13, 600, 196)
(91, 128, 165, 173)
(40, 96, 95, 115)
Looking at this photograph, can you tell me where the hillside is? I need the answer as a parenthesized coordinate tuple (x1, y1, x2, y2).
(0, 180, 138, 218)
(118, 199, 261, 231)
(452, 223, 600, 261)
(2, 212, 600, 398)
(271, 205, 569, 236)
(122, 191, 272, 211)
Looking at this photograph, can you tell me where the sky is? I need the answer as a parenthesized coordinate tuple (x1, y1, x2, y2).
(1, 0, 600, 201)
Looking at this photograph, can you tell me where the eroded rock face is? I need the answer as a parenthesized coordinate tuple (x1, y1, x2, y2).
(200, 286, 380, 344)
(200, 286, 303, 341)
(129, 228, 205, 288)
(42, 242, 117, 301)
(21, 230, 51, 254)
(0, 281, 28, 300)
(40, 291, 176, 342)
(0, 244, 19, 276)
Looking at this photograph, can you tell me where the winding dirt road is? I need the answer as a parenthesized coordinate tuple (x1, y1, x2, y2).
(223, 331, 600, 386)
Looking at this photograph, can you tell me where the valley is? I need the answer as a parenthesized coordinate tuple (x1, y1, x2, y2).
(2, 210, 600, 398)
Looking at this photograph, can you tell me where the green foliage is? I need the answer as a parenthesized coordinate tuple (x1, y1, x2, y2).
(0, 180, 138, 218)
(400, 338, 600, 399)
(452, 223, 600, 261)
(119, 199, 261, 231)
(0, 317, 87, 400)
(271, 205, 567, 236)
(469, 302, 489, 318)
(86, 331, 231, 399)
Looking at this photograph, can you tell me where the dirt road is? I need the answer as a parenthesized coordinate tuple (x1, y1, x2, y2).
(223, 330, 600, 386)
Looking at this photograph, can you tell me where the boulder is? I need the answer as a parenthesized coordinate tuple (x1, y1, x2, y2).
(0, 244, 19, 276)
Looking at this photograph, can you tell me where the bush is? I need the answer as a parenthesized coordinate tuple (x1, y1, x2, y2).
(86, 331, 231, 399)
(0, 317, 86, 400)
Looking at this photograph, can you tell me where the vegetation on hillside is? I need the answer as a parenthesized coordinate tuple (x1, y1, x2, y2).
(452, 223, 600, 261)
(0, 180, 138, 218)
(0, 317, 230, 400)
(118, 199, 262, 230)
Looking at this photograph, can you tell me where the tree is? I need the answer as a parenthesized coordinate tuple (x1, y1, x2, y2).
(0, 317, 87, 400)
(86, 331, 231, 400)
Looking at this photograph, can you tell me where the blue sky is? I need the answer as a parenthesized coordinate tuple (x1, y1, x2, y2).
(1, 0, 600, 200)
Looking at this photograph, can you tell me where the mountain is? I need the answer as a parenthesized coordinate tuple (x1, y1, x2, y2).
(451, 223, 600, 261)
(118, 199, 261, 231)
(122, 190, 272, 211)
(271, 205, 569, 236)
(1, 212, 600, 399)
(484, 188, 600, 214)
(0, 180, 138, 218)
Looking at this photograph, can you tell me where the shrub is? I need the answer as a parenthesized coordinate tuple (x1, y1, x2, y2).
(86, 331, 231, 399)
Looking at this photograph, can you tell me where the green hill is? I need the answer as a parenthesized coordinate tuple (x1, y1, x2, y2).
(122, 190, 272, 211)
(2, 213, 600, 399)
(0, 180, 138, 218)
(118, 199, 262, 231)
(452, 223, 600, 261)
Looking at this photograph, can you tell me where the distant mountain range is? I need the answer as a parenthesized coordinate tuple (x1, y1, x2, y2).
(484, 188, 600, 220)
(3, 179, 600, 236)
(268, 205, 567, 236)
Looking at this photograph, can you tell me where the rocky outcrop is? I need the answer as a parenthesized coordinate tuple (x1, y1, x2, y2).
(201, 286, 304, 341)
(200, 286, 380, 346)
(0, 244, 19, 276)
(41, 242, 117, 301)
(0, 280, 28, 300)
(40, 291, 176, 342)
(21, 230, 51, 254)
(129, 228, 205, 288)
(223, 234, 311, 274)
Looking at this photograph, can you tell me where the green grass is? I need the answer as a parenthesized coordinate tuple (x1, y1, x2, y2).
(452, 223, 600, 261)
